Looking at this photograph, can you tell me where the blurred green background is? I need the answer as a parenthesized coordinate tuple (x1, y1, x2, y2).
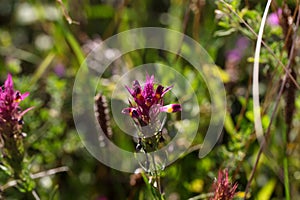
(0, 0, 299, 199)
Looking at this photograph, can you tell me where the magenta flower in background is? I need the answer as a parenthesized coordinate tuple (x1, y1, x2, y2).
(122, 74, 181, 126)
(226, 49, 242, 63)
(267, 9, 282, 26)
(0, 74, 32, 176)
(0, 74, 31, 142)
(225, 36, 250, 82)
(211, 169, 238, 200)
(226, 36, 250, 63)
(54, 63, 66, 77)
(236, 37, 249, 52)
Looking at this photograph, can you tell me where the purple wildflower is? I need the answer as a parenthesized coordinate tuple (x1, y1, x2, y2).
(225, 36, 250, 82)
(0, 74, 31, 145)
(211, 169, 238, 200)
(226, 49, 242, 63)
(226, 37, 250, 63)
(236, 37, 250, 52)
(54, 63, 66, 77)
(122, 74, 181, 126)
(267, 9, 282, 26)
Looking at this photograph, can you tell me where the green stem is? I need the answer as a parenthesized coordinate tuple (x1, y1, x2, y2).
(30, 52, 55, 86)
(283, 156, 290, 200)
(151, 154, 162, 195)
(283, 132, 290, 200)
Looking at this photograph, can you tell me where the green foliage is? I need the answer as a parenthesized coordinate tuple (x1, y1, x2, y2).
(0, 0, 299, 199)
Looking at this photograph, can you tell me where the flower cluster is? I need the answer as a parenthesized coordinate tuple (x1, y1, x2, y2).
(122, 74, 181, 126)
(0, 74, 29, 126)
(211, 169, 238, 200)
(0, 74, 31, 170)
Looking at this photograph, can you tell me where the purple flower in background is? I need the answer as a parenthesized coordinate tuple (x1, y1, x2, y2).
(226, 37, 250, 63)
(54, 63, 66, 77)
(225, 36, 250, 82)
(226, 49, 242, 63)
(122, 74, 181, 126)
(267, 9, 282, 26)
(0, 74, 31, 138)
(236, 37, 249, 52)
(210, 169, 238, 200)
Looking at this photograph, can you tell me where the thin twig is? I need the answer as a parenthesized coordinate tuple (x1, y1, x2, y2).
(219, 0, 300, 90)
(30, 166, 69, 179)
(0, 180, 17, 191)
(56, 0, 79, 25)
(0, 166, 69, 191)
(32, 190, 41, 200)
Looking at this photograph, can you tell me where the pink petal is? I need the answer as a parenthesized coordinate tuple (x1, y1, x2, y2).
(161, 85, 173, 97)
(122, 107, 139, 118)
(160, 104, 181, 113)
(125, 85, 134, 96)
(19, 107, 34, 117)
(21, 92, 30, 100)
(4, 74, 13, 89)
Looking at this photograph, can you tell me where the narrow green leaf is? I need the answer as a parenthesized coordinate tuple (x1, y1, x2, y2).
(256, 179, 276, 200)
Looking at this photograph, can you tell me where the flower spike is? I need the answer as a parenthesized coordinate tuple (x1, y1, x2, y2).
(122, 74, 181, 125)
